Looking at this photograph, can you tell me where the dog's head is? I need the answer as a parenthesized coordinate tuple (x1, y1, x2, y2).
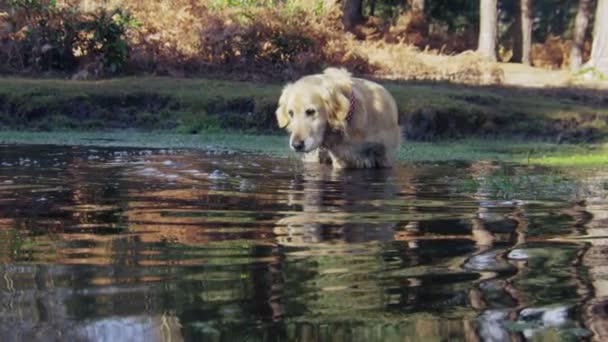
(275, 68, 353, 153)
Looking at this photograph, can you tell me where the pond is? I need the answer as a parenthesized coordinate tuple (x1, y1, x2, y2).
(1, 144, 607, 341)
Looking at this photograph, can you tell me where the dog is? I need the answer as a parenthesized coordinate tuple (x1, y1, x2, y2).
(275, 68, 402, 169)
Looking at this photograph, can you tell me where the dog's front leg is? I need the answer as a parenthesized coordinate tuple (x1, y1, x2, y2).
(317, 148, 332, 164)
(326, 145, 368, 169)
(328, 143, 389, 169)
(301, 150, 319, 163)
(301, 148, 332, 164)
(359, 142, 391, 168)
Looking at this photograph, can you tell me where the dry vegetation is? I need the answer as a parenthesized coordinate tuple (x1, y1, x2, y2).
(0, 0, 509, 84)
(0, 0, 600, 86)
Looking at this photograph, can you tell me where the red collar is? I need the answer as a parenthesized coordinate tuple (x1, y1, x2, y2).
(345, 90, 356, 123)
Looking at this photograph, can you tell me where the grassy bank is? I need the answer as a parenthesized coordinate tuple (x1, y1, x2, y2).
(1, 130, 606, 167)
(0, 77, 280, 134)
(1, 77, 608, 141)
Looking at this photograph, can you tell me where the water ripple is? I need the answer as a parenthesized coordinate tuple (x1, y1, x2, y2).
(0, 145, 606, 341)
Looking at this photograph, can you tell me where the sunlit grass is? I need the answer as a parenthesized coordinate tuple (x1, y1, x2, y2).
(399, 139, 608, 167)
(525, 144, 608, 167)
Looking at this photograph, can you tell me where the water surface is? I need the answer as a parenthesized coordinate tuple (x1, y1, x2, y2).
(1, 144, 607, 341)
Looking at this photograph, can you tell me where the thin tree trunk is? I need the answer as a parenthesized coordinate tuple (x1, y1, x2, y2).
(511, 0, 532, 65)
(511, 1, 523, 63)
(342, 0, 364, 31)
(520, 0, 533, 65)
(570, 0, 591, 72)
(370, 0, 376, 16)
(588, 0, 608, 74)
(478, 0, 498, 61)
(409, 0, 424, 13)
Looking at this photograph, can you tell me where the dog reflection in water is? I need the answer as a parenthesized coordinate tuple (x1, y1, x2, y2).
(274, 164, 400, 247)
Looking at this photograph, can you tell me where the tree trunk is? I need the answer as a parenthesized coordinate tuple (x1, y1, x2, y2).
(521, 0, 533, 65)
(570, 0, 592, 72)
(511, 0, 532, 65)
(478, 0, 498, 61)
(511, 1, 523, 63)
(370, 0, 376, 16)
(342, 0, 364, 31)
(588, 0, 608, 75)
(409, 0, 424, 13)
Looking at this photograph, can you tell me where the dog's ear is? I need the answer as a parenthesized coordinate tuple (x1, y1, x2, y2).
(321, 68, 353, 129)
(275, 83, 293, 128)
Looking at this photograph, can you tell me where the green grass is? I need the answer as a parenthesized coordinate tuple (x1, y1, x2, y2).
(0, 77, 281, 132)
(406, 139, 608, 167)
(386, 81, 608, 139)
(1, 76, 608, 139)
(0, 77, 280, 109)
(1, 130, 606, 167)
(0, 76, 607, 167)
(528, 149, 608, 167)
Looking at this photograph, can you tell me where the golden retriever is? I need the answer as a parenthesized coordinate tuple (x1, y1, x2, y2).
(275, 67, 401, 169)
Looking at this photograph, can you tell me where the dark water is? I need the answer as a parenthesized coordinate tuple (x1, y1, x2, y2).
(1, 145, 607, 342)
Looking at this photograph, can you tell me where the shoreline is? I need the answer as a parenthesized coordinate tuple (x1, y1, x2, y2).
(1, 76, 607, 142)
(1, 130, 606, 167)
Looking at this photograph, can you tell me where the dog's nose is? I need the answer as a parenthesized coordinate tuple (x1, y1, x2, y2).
(291, 140, 305, 152)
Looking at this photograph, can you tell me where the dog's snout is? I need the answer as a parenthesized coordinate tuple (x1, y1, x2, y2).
(291, 140, 305, 152)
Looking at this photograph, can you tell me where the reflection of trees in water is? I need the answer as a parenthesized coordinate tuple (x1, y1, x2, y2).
(578, 173, 608, 341)
(463, 166, 608, 341)
(272, 164, 487, 339)
(272, 161, 595, 339)
(0, 150, 276, 340)
(3, 146, 608, 341)
(0, 262, 185, 341)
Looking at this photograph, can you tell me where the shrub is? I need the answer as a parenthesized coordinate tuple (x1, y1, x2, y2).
(1, 0, 137, 76)
(0, 0, 506, 84)
(125, 1, 374, 79)
(80, 8, 139, 74)
(4, 0, 81, 72)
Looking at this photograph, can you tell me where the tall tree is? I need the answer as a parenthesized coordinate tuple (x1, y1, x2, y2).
(588, 0, 608, 75)
(342, 0, 364, 31)
(570, 0, 592, 72)
(478, 0, 498, 61)
(511, 0, 533, 65)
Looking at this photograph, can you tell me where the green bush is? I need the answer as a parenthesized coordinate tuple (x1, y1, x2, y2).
(81, 8, 139, 74)
(8, 0, 80, 71)
(4, 0, 137, 75)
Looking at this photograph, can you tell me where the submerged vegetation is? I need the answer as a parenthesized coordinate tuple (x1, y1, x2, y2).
(1, 130, 606, 167)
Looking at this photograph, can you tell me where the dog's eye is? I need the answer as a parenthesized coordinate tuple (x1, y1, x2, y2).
(305, 109, 316, 116)
(288, 110, 294, 118)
